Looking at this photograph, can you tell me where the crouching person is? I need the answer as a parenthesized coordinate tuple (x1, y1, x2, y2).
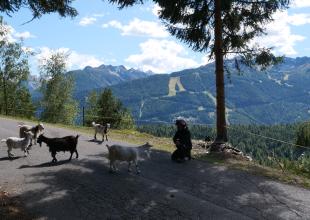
(171, 119, 192, 162)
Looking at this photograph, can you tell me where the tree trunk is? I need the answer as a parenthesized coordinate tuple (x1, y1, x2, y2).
(2, 75, 8, 115)
(213, 0, 228, 144)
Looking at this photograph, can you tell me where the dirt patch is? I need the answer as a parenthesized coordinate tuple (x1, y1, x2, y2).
(0, 191, 32, 220)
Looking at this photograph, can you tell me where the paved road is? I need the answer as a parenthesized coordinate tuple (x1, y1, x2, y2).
(0, 117, 310, 220)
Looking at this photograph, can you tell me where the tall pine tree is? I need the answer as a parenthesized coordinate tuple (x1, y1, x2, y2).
(107, 0, 290, 146)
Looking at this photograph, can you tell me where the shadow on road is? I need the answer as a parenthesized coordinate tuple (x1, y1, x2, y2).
(0, 156, 23, 161)
(19, 160, 70, 169)
(14, 146, 309, 219)
(87, 139, 105, 145)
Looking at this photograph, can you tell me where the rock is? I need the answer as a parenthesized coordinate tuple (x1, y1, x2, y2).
(193, 140, 252, 161)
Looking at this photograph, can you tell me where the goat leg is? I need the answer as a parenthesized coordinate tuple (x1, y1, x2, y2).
(51, 152, 57, 163)
(109, 160, 114, 173)
(135, 160, 140, 174)
(128, 161, 132, 172)
(28, 141, 32, 149)
(69, 152, 73, 161)
(75, 150, 79, 159)
(8, 149, 14, 158)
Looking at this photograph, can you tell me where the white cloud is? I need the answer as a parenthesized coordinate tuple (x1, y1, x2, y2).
(79, 16, 97, 26)
(14, 31, 36, 39)
(285, 13, 310, 25)
(0, 23, 36, 42)
(291, 0, 310, 8)
(257, 11, 309, 55)
(102, 18, 169, 38)
(102, 20, 122, 29)
(36, 47, 104, 70)
(152, 4, 161, 17)
(125, 39, 199, 73)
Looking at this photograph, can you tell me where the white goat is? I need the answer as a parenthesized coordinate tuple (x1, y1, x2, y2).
(106, 142, 152, 174)
(92, 122, 110, 142)
(18, 123, 44, 146)
(1, 131, 33, 158)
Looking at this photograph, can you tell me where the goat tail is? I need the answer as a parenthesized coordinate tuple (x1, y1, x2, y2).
(76, 134, 80, 140)
(106, 144, 110, 149)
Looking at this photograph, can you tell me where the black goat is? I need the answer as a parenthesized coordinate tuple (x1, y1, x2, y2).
(37, 134, 79, 163)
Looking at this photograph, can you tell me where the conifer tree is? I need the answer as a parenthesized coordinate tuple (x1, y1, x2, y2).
(107, 0, 290, 146)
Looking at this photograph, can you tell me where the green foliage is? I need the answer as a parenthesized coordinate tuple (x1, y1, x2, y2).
(85, 91, 99, 125)
(39, 52, 78, 125)
(85, 88, 135, 129)
(296, 122, 310, 148)
(0, 17, 34, 118)
(0, 0, 78, 20)
(12, 87, 35, 118)
(118, 110, 135, 130)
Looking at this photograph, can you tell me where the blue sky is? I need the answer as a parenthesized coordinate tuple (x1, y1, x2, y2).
(2, 0, 310, 74)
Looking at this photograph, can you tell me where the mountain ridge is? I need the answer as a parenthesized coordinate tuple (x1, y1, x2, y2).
(104, 56, 310, 125)
(29, 57, 310, 125)
(67, 64, 153, 92)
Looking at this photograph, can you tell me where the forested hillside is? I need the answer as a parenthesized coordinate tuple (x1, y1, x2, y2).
(104, 57, 310, 125)
(27, 57, 310, 126)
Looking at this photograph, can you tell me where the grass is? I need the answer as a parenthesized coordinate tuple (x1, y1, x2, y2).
(1, 114, 309, 189)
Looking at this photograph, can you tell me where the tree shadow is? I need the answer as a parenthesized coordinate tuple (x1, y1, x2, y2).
(13, 147, 310, 219)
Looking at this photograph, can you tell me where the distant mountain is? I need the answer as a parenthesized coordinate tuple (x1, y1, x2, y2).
(67, 64, 153, 93)
(28, 64, 153, 101)
(92, 57, 309, 125)
(30, 57, 310, 125)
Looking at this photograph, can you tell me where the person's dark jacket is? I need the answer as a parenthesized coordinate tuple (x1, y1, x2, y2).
(173, 129, 192, 150)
